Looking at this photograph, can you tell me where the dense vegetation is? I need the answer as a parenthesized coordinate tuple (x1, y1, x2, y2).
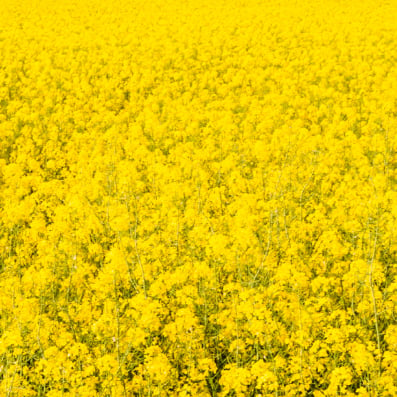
(1, 0, 397, 395)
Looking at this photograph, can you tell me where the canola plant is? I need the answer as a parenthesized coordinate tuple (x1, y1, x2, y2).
(1, 0, 397, 395)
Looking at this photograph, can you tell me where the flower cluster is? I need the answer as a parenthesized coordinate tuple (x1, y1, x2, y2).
(1, 0, 397, 395)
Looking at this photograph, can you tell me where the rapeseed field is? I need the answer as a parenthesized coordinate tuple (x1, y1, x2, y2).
(1, 0, 397, 395)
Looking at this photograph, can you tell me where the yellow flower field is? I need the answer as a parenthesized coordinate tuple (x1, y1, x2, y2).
(1, 0, 397, 395)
